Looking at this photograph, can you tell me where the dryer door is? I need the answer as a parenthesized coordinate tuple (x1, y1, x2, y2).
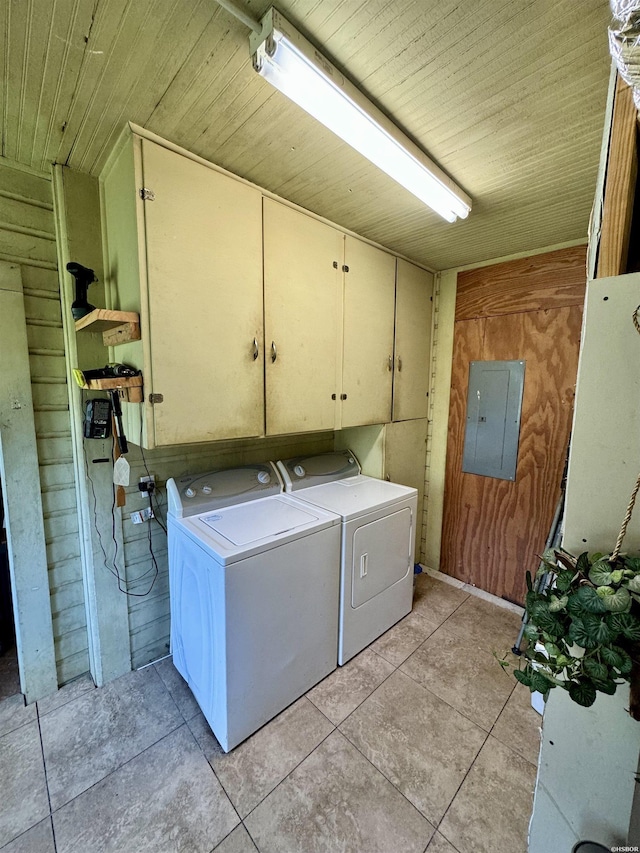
(351, 507, 412, 608)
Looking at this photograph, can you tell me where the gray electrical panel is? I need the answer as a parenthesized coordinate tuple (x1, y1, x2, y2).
(462, 360, 525, 481)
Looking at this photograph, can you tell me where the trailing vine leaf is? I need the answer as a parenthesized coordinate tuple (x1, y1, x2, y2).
(593, 619, 615, 644)
(612, 645, 633, 675)
(568, 680, 597, 707)
(548, 594, 569, 613)
(593, 679, 618, 695)
(611, 569, 624, 585)
(601, 646, 625, 668)
(589, 560, 614, 587)
(576, 552, 592, 575)
(582, 659, 608, 681)
(529, 671, 553, 694)
(568, 617, 598, 649)
(514, 669, 533, 687)
(600, 586, 632, 613)
(626, 575, 640, 594)
(575, 585, 608, 614)
(555, 570, 577, 592)
(624, 556, 640, 573)
(609, 612, 640, 642)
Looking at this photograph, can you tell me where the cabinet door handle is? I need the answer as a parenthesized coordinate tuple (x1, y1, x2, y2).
(398, 356, 402, 372)
(271, 341, 277, 363)
(252, 338, 259, 361)
(388, 355, 393, 371)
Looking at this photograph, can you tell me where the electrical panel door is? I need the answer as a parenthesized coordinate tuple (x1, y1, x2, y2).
(462, 360, 525, 481)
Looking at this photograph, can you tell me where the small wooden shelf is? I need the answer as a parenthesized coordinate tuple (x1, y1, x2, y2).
(73, 372, 143, 403)
(74, 308, 140, 346)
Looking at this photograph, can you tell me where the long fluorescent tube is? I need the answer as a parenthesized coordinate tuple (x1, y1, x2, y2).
(250, 8, 471, 223)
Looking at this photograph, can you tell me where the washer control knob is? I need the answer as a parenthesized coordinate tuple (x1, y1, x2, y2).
(184, 487, 196, 498)
(257, 471, 271, 484)
(294, 464, 305, 478)
(201, 485, 212, 495)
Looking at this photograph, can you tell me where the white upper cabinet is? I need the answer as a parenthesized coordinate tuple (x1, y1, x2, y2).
(101, 133, 264, 448)
(263, 198, 343, 436)
(101, 129, 434, 447)
(341, 236, 396, 428)
(392, 259, 434, 422)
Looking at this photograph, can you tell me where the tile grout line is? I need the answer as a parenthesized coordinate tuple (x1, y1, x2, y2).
(35, 700, 58, 853)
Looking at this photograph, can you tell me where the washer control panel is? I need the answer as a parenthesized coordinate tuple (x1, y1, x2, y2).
(167, 463, 282, 518)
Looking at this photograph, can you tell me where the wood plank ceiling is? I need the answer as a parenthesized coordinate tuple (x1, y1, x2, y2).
(1, 0, 613, 270)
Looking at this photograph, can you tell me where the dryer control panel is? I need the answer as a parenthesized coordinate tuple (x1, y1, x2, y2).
(277, 450, 360, 492)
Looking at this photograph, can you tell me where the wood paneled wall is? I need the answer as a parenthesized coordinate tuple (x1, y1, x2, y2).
(441, 246, 586, 605)
(0, 158, 90, 684)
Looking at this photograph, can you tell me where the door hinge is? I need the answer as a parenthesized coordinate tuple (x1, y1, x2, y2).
(140, 187, 156, 201)
(148, 393, 163, 404)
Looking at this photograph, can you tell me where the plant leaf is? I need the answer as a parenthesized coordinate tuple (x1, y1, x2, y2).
(589, 560, 614, 587)
(608, 614, 640, 643)
(568, 617, 597, 649)
(593, 679, 618, 695)
(601, 646, 624, 668)
(548, 594, 569, 613)
(626, 575, 640, 594)
(576, 552, 592, 575)
(624, 556, 640, 573)
(582, 659, 608, 681)
(613, 645, 633, 675)
(574, 585, 608, 614)
(555, 570, 577, 593)
(568, 680, 597, 707)
(514, 669, 533, 688)
(530, 671, 553, 694)
(601, 586, 632, 613)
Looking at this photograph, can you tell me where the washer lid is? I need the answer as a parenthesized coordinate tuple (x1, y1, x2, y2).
(290, 475, 417, 520)
(277, 450, 360, 491)
(172, 493, 340, 565)
(201, 497, 323, 546)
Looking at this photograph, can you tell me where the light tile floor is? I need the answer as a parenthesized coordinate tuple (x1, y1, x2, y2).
(0, 573, 541, 853)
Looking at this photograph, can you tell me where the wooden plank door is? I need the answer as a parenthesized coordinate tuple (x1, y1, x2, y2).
(440, 248, 586, 605)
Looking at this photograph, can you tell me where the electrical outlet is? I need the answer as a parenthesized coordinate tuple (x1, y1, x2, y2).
(131, 507, 154, 524)
(139, 474, 155, 486)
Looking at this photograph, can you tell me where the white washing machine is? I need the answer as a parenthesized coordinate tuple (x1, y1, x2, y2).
(167, 462, 340, 752)
(276, 450, 417, 665)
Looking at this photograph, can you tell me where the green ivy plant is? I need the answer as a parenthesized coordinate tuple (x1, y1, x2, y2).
(507, 549, 640, 713)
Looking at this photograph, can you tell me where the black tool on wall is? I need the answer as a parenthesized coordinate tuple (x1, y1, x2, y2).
(84, 398, 112, 439)
(67, 261, 97, 320)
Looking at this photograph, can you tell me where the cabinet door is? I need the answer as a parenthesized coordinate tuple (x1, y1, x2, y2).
(141, 139, 264, 445)
(393, 259, 434, 422)
(341, 237, 396, 428)
(263, 198, 342, 435)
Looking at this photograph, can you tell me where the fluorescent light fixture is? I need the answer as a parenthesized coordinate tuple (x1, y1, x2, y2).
(250, 8, 471, 223)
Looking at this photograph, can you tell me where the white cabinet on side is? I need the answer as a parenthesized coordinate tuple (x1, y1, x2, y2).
(393, 259, 434, 422)
(101, 133, 264, 448)
(263, 198, 343, 436)
(341, 236, 396, 428)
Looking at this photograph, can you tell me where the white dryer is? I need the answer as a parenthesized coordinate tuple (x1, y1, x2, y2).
(276, 451, 417, 665)
(167, 463, 340, 752)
